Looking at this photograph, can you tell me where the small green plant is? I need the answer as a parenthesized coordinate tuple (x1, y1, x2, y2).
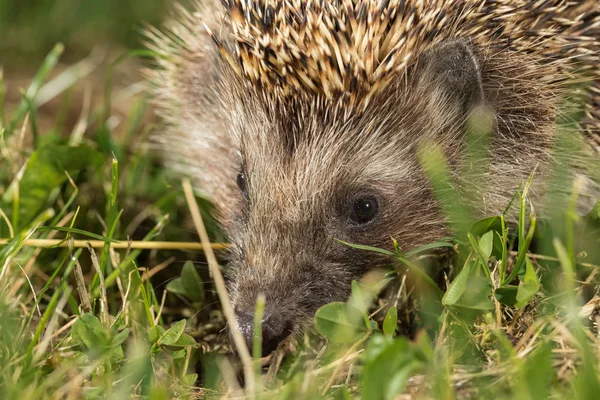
(166, 261, 206, 306)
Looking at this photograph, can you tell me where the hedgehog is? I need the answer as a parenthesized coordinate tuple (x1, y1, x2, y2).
(146, 0, 600, 355)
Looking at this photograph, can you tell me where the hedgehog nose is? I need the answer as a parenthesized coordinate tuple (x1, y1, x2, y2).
(232, 310, 290, 356)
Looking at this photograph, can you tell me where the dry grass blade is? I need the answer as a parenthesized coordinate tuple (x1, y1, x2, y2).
(87, 242, 109, 326)
(0, 238, 230, 250)
(182, 178, 255, 397)
(0, 207, 14, 238)
(70, 239, 92, 313)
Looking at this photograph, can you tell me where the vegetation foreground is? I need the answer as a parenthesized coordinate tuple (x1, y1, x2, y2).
(1, 40, 600, 400)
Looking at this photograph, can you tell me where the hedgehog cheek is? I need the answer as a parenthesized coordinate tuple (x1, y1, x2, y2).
(415, 39, 486, 123)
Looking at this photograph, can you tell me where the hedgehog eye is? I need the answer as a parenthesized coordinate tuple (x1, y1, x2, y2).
(349, 196, 379, 225)
(236, 171, 247, 196)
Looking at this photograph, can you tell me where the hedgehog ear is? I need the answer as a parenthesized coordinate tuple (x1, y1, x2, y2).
(415, 40, 485, 117)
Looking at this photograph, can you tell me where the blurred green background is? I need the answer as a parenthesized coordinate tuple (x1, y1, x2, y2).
(0, 0, 170, 67)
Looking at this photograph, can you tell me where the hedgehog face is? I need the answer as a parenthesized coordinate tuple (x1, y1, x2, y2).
(224, 40, 486, 355)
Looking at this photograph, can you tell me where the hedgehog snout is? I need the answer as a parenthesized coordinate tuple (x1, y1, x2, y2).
(230, 308, 293, 356)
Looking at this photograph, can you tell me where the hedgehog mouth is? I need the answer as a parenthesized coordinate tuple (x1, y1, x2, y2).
(236, 330, 302, 377)
(227, 317, 294, 358)
(262, 320, 294, 356)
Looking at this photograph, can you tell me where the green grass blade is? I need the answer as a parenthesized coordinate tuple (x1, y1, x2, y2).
(6, 44, 64, 136)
